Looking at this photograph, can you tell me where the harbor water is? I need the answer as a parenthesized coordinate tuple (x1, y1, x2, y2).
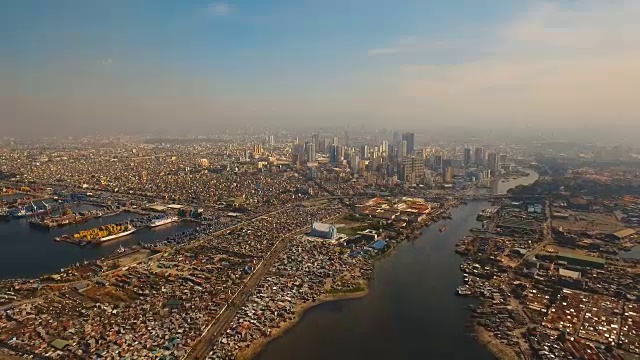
(0, 205, 196, 279)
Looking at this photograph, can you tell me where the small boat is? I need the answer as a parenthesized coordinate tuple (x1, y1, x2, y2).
(456, 286, 472, 296)
(439, 225, 447, 233)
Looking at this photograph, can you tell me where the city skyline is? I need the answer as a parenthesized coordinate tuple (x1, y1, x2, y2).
(2, 0, 640, 138)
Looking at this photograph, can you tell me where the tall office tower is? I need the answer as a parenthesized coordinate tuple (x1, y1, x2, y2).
(292, 143, 305, 165)
(434, 154, 443, 169)
(488, 152, 500, 175)
(443, 167, 454, 183)
(311, 134, 320, 150)
(254, 143, 263, 155)
(399, 140, 408, 158)
(332, 137, 339, 146)
(350, 154, 360, 172)
(474, 147, 484, 166)
(399, 157, 425, 183)
(360, 145, 369, 160)
(337, 145, 345, 161)
(319, 137, 328, 153)
(343, 130, 349, 147)
(392, 131, 401, 144)
(388, 144, 397, 160)
(329, 145, 339, 164)
(380, 140, 389, 155)
(402, 132, 415, 155)
(268, 135, 275, 145)
(463, 148, 472, 167)
(305, 142, 316, 162)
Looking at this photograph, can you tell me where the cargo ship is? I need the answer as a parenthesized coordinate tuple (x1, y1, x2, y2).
(29, 210, 94, 229)
(149, 216, 179, 228)
(97, 225, 136, 243)
(72, 223, 137, 244)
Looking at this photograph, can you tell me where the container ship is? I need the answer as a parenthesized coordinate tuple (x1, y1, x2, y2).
(149, 216, 179, 228)
(72, 223, 137, 244)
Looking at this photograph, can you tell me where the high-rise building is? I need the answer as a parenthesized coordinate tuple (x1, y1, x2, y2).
(463, 148, 472, 167)
(392, 131, 400, 144)
(332, 137, 339, 146)
(488, 152, 500, 175)
(319, 138, 328, 153)
(311, 134, 320, 150)
(443, 166, 454, 183)
(399, 140, 408, 158)
(329, 145, 339, 164)
(305, 142, 316, 162)
(399, 157, 425, 183)
(328, 145, 345, 164)
(292, 143, 305, 165)
(268, 135, 275, 146)
(254, 143, 263, 155)
(434, 154, 443, 169)
(360, 145, 369, 160)
(474, 147, 484, 166)
(350, 154, 360, 172)
(402, 132, 415, 156)
(380, 140, 389, 156)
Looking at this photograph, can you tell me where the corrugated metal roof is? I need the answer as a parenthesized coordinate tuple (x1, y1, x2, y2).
(613, 228, 636, 238)
(557, 251, 606, 264)
(559, 268, 581, 279)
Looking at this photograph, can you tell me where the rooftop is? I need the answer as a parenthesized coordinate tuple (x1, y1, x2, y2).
(613, 228, 636, 239)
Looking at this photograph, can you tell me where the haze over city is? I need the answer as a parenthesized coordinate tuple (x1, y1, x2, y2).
(2, 0, 639, 138)
(3, 2, 640, 359)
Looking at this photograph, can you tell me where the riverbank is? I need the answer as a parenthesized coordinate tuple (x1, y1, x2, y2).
(474, 325, 519, 360)
(237, 284, 369, 360)
(232, 207, 458, 359)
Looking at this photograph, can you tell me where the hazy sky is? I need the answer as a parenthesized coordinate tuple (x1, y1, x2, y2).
(2, 0, 639, 137)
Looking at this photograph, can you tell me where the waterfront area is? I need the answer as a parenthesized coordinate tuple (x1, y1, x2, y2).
(0, 211, 196, 279)
(1, 134, 639, 360)
(253, 202, 496, 360)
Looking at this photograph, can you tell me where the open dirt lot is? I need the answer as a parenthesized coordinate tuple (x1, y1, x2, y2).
(552, 210, 625, 233)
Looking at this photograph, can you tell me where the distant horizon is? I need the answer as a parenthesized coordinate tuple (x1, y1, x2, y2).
(3, 1, 639, 138)
(2, 123, 640, 148)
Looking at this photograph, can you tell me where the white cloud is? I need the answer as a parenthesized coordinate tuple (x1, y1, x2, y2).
(385, 0, 640, 127)
(207, 2, 233, 17)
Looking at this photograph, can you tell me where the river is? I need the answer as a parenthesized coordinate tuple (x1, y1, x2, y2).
(255, 171, 540, 360)
(0, 205, 196, 279)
